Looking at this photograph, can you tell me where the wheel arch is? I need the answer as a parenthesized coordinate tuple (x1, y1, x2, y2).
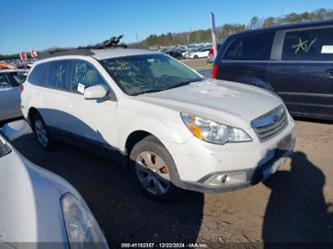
(125, 130, 152, 156)
(119, 114, 191, 155)
(27, 107, 40, 123)
(124, 130, 184, 189)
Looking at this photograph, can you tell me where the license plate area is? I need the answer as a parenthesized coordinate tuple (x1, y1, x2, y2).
(261, 135, 294, 179)
(277, 134, 293, 151)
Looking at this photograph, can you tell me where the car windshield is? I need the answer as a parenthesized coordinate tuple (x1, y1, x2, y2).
(100, 54, 203, 96)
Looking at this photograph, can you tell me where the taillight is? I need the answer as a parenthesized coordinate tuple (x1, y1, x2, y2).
(19, 84, 24, 93)
(211, 64, 219, 79)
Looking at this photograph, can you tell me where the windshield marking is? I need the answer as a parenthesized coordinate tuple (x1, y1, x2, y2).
(101, 54, 202, 96)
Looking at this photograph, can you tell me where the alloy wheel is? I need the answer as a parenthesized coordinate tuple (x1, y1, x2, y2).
(34, 119, 48, 148)
(135, 151, 171, 195)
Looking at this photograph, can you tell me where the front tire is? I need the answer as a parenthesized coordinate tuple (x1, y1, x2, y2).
(31, 113, 53, 150)
(129, 136, 185, 202)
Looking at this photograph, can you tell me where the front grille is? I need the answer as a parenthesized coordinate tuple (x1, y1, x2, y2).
(251, 105, 288, 142)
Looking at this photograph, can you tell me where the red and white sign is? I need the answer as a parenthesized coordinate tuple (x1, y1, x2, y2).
(20, 52, 27, 61)
(30, 49, 38, 58)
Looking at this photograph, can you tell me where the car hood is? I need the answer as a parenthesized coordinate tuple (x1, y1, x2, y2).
(136, 79, 283, 128)
(0, 142, 79, 243)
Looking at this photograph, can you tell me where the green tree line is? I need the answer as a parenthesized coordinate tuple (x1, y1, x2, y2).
(143, 8, 333, 47)
(0, 53, 20, 60)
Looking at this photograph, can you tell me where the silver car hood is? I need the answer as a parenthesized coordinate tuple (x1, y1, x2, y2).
(0, 144, 78, 244)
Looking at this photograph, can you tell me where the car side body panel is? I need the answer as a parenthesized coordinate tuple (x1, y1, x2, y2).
(0, 73, 22, 121)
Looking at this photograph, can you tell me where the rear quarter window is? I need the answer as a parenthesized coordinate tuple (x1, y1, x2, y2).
(28, 63, 47, 85)
(223, 32, 275, 61)
(282, 27, 333, 61)
(46, 60, 70, 90)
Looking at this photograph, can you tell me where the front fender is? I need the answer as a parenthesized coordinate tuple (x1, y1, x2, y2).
(118, 115, 192, 153)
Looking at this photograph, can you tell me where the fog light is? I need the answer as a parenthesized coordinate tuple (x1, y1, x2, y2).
(203, 171, 247, 187)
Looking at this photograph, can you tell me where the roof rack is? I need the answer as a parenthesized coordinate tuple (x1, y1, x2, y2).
(38, 49, 94, 59)
(84, 35, 127, 49)
(39, 35, 127, 59)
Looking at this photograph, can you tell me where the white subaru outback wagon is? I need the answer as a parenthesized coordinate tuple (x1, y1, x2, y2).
(21, 47, 296, 201)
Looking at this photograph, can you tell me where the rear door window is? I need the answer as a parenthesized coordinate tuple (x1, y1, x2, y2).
(282, 27, 333, 61)
(46, 60, 70, 90)
(0, 74, 11, 88)
(28, 63, 47, 86)
(223, 32, 275, 60)
(70, 60, 107, 94)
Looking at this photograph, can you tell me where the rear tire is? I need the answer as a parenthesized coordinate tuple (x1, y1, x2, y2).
(129, 135, 185, 202)
(31, 113, 54, 150)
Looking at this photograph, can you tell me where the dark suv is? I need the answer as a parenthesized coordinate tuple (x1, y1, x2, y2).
(212, 20, 333, 121)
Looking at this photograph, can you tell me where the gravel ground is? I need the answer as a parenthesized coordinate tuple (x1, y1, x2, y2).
(11, 120, 333, 248)
(181, 58, 210, 71)
(8, 59, 333, 248)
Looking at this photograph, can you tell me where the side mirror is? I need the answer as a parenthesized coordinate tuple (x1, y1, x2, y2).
(84, 85, 108, 100)
(1, 120, 32, 142)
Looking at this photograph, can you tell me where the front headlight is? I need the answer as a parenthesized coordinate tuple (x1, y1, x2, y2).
(181, 113, 252, 145)
(61, 193, 109, 249)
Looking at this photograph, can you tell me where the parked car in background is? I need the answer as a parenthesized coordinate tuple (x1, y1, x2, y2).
(182, 47, 200, 58)
(212, 20, 333, 121)
(0, 69, 26, 121)
(0, 120, 108, 247)
(21, 48, 295, 202)
(162, 48, 183, 59)
(188, 47, 211, 59)
(175, 47, 186, 55)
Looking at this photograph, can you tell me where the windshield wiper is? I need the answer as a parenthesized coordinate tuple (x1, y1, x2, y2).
(135, 78, 203, 96)
(133, 88, 165, 96)
(163, 78, 203, 91)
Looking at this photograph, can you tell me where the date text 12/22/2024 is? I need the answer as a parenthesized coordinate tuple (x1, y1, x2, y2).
(120, 242, 209, 248)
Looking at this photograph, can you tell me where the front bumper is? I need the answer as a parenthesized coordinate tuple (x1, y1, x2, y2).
(163, 115, 296, 193)
(179, 143, 294, 193)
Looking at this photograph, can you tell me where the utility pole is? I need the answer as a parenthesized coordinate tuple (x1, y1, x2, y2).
(210, 12, 218, 58)
(187, 26, 191, 49)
